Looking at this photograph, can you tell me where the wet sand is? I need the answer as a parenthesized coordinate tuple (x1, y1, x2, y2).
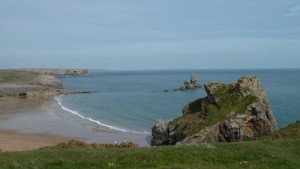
(0, 97, 150, 151)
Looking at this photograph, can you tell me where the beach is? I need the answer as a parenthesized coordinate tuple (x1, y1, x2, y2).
(0, 96, 150, 151)
(0, 129, 70, 151)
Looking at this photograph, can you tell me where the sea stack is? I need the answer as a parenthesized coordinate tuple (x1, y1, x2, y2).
(179, 74, 201, 90)
(152, 76, 277, 146)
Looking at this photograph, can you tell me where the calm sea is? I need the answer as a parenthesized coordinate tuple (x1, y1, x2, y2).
(57, 69, 300, 134)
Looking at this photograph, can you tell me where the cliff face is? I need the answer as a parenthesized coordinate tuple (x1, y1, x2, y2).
(16, 69, 89, 77)
(0, 73, 63, 97)
(151, 76, 277, 146)
(0, 69, 89, 98)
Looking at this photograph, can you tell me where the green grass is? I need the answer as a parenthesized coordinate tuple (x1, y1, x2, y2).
(0, 138, 299, 169)
(264, 120, 300, 139)
(0, 70, 39, 83)
(1, 122, 299, 169)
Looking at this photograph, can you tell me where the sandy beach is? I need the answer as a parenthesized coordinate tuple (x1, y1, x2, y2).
(0, 96, 150, 151)
(0, 129, 70, 151)
(0, 97, 70, 151)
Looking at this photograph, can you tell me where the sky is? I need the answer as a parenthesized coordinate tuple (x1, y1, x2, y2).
(0, 0, 300, 70)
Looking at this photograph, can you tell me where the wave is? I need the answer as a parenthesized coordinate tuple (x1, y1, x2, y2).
(54, 95, 150, 135)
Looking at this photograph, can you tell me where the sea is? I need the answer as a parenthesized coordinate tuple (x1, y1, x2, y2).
(56, 69, 300, 134)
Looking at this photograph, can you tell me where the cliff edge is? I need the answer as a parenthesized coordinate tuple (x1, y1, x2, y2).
(151, 76, 277, 145)
(0, 69, 88, 97)
(14, 69, 89, 77)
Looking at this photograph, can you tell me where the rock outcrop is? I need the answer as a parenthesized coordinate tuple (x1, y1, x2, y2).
(174, 74, 201, 91)
(151, 76, 277, 146)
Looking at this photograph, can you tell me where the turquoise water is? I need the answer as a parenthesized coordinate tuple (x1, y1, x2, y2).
(58, 69, 300, 133)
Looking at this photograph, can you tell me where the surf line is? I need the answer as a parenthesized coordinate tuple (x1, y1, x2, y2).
(54, 95, 129, 133)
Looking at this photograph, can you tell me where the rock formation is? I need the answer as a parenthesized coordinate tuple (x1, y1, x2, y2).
(151, 76, 277, 146)
(174, 74, 201, 91)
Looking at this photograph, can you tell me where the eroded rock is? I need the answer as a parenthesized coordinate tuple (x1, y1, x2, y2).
(151, 76, 277, 145)
(177, 74, 201, 90)
(151, 120, 179, 146)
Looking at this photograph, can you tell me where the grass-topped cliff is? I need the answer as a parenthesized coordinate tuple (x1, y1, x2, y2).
(0, 70, 40, 83)
(15, 68, 89, 77)
(0, 69, 88, 97)
(0, 70, 62, 97)
(152, 77, 276, 145)
(171, 83, 258, 137)
(0, 121, 299, 169)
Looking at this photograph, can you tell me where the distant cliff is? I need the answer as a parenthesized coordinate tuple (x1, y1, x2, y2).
(15, 69, 89, 77)
(0, 69, 89, 98)
(151, 77, 277, 145)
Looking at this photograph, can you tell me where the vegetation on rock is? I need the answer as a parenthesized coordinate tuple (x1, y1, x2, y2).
(152, 76, 277, 145)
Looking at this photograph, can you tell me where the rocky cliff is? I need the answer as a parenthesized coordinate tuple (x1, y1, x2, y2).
(0, 70, 88, 98)
(15, 69, 89, 77)
(151, 76, 277, 146)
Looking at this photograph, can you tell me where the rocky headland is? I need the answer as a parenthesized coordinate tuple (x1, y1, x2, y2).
(12, 68, 89, 77)
(0, 69, 89, 98)
(152, 76, 277, 145)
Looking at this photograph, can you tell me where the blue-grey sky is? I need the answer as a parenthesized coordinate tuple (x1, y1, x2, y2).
(1, 0, 300, 70)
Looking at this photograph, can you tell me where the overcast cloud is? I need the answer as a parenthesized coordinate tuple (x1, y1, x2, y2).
(0, 0, 299, 69)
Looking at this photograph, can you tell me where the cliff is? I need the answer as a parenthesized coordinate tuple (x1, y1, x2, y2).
(151, 76, 277, 145)
(0, 70, 88, 98)
(14, 69, 89, 77)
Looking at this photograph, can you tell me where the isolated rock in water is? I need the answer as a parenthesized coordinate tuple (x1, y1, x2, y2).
(179, 74, 201, 90)
(151, 76, 277, 145)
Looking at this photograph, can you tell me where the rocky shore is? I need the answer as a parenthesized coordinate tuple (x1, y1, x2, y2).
(151, 76, 277, 145)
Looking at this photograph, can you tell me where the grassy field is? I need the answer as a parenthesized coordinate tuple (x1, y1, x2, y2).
(0, 138, 299, 169)
(0, 121, 299, 169)
(0, 70, 39, 83)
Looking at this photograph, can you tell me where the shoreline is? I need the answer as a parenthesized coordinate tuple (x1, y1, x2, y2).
(54, 95, 150, 134)
(0, 96, 150, 151)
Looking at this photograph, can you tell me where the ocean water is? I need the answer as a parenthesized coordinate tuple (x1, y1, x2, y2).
(57, 69, 300, 134)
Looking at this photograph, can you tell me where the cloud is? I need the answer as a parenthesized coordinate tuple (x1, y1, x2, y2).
(286, 5, 300, 16)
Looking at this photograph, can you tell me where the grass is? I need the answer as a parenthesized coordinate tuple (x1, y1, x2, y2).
(0, 70, 39, 83)
(1, 121, 299, 169)
(0, 138, 299, 169)
(264, 120, 300, 139)
(0, 110, 299, 169)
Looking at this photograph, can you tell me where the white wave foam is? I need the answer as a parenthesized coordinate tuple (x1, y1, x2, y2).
(54, 95, 150, 135)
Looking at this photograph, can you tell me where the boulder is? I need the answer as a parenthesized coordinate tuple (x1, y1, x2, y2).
(151, 76, 277, 145)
